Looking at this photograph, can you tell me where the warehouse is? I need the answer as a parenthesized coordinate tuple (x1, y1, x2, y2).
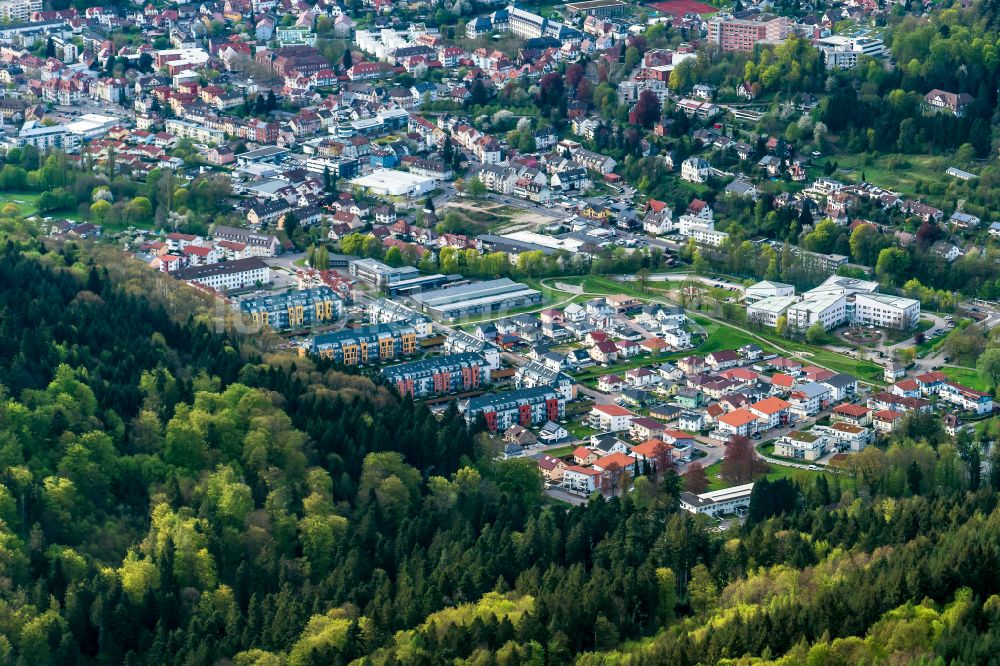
(349, 168, 437, 197)
(410, 278, 542, 320)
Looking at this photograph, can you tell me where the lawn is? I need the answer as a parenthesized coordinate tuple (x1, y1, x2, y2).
(548, 277, 886, 384)
(544, 444, 576, 458)
(942, 365, 990, 392)
(702, 460, 834, 492)
(566, 422, 597, 440)
(0, 191, 41, 216)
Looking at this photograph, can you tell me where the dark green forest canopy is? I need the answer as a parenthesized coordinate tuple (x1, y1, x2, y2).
(1, 240, 1000, 665)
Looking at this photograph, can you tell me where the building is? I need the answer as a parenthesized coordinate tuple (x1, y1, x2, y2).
(462, 386, 564, 431)
(850, 293, 920, 331)
(939, 382, 994, 415)
(349, 168, 437, 197)
(774, 430, 828, 461)
(814, 35, 885, 69)
(680, 157, 710, 183)
(171, 257, 271, 292)
(680, 483, 754, 517)
(350, 258, 420, 288)
(308, 320, 421, 365)
(707, 14, 789, 52)
(240, 287, 342, 331)
(744, 281, 795, 305)
(746, 295, 798, 328)
(786, 291, 847, 332)
(788, 382, 831, 418)
(589, 404, 636, 432)
(514, 361, 576, 401)
(717, 408, 759, 437)
(563, 0, 628, 16)
(382, 352, 492, 398)
(411, 279, 542, 320)
(212, 226, 280, 257)
(750, 396, 792, 429)
(924, 89, 975, 117)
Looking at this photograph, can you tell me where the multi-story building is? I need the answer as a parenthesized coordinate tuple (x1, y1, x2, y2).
(240, 287, 342, 331)
(589, 404, 636, 432)
(307, 320, 421, 365)
(368, 299, 433, 337)
(938, 382, 994, 415)
(774, 430, 828, 461)
(444, 330, 502, 370)
(382, 352, 492, 398)
(171, 257, 272, 292)
(514, 361, 576, 401)
(850, 293, 920, 331)
(212, 226, 280, 257)
(814, 35, 885, 69)
(0, 0, 42, 23)
(462, 386, 565, 431)
(707, 14, 789, 52)
(788, 382, 831, 418)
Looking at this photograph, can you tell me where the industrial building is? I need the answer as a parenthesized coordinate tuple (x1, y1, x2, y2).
(306, 319, 424, 365)
(349, 168, 437, 197)
(411, 278, 542, 320)
(239, 287, 342, 331)
(382, 352, 492, 398)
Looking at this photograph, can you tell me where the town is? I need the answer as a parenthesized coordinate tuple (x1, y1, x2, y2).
(4, 0, 999, 514)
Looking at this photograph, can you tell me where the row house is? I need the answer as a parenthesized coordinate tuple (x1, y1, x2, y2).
(938, 382, 994, 415)
(382, 352, 492, 398)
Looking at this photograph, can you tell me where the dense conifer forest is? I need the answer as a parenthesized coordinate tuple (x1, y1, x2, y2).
(1, 238, 1000, 665)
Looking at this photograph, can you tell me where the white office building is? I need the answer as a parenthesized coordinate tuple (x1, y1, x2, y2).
(745, 280, 795, 305)
(815, 35, 885, 69)
(680, 483, 754, 517)
(747, 295, 798, 328)
(850, 293, 920, 331)
(171, 257, 272, 292)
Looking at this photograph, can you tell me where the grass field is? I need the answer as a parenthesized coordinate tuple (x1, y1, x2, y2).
(942, 366, 991, 392)
(548, 276, 886, 383)
(544, 444, 576, 458)
(0, 191, 41, 216)
(702, 459, 834, 492)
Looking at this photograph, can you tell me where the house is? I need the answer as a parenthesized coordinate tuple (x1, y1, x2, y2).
(677, 356, 704, 375)
(598, 374, 624, 392)
(631, 438, 674, 467)
(924, 89, 974, 116)
(625, 367, 658, 387)
(873, 409, 904, 434)
(774, 430, 828, 461)
(750, 396, 792, 429)
(562, 465, 604, 493)
(832, 403, 872, 427)
(590, 340, 619, 364)
(504, 424, 537, 447)
(678, 410, 704, 431)
(717, 408, 760, 438)
(629, 417, 666, 441)
(890, 379, 921, 398)
(680, 157, 710, 183)
(820, 373, 858, 402)
(537, 454, 568, 482)
(589, 404, 636, 432)
(705, 350, 741, 371)
(788, 382, 831, 418)
(915, 370, 947, 396)
(572, 446, 599, 466)
(815, 422, 871, 452)
(939, 382, 994, 415)
(538, 421, 569, 443)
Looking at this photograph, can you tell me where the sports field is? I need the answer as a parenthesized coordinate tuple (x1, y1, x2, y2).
(648, 0, 717, 16)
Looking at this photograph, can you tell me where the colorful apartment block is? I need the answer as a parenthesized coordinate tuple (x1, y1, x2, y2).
(461, 386, 564, 431)
(307, 320, 421, 365)
(240, 287, 342, 331)
(382, 352, 492, 398)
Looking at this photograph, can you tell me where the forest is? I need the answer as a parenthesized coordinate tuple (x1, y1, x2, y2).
(0, 228, 998, 665)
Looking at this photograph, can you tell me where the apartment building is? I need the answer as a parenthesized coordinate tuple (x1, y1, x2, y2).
(171, 257, 271, 292)
(939, 382, 994, 415)
(774, 430, 828, 461)
(212, 226, 280, 257)
(589, 404, 636, 432)
(707, 14, 789, 52)
(462, 386, 565, 431)
(240, 287, 342, 331)
(308, 320, 421, 365)
(814, 35, 885, 69)
(368, 299, 433, 337)
(382, 352, 492, 398)
(514, 361, 576, 401)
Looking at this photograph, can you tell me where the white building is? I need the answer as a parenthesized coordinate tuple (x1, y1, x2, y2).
(851, 293, 920, 331)
(786, 291, 847, 332)
(745, 280, 795, 305)
(589, 404, 636, 432)
(171, 257, 272, 292)
(680, 483, 753, 517)
(680, 157, 710, 183)
(746, 295, 797, 328)
(814, 35, 885, 70)
(350, 169, 437, 197)
(774, 430, 828, 461)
